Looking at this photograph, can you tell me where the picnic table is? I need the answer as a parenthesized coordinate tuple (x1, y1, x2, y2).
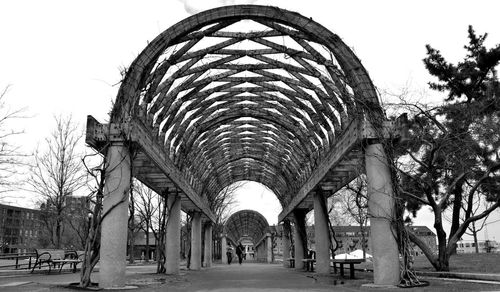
(330, 258, 364, 279)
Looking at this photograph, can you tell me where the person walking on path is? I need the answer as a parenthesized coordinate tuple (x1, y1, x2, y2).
(236, 242, 244, 265)
(226, 245, 233, 264)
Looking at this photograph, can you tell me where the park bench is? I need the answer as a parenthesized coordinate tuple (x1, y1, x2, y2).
(330, 258, 364, 279)
(31, 249, 83, 274)
(285, 258, 295, 268)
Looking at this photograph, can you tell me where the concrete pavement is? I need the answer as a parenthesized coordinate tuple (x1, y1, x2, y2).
(1, 262, 500, 291)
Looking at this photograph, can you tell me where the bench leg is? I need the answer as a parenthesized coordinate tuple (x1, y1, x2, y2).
(333, 263, 337, 274)
(30, 261, 38, 273)
(59, 262, 65, 273)
(340, 263, 344, 277)
(349, 263, 355, 279)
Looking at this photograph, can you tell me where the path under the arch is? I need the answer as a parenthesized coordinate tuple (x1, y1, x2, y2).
(149, 262, 372, 292)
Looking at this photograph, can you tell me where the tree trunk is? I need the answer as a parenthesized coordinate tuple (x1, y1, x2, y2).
(471, 223, 479, 253)
(56, 215, 62, 249)
(360, 221, 366, 259)
(145, 222, 150, 261)
(407, 209, 452, 272)
(128, 231, 135, 264)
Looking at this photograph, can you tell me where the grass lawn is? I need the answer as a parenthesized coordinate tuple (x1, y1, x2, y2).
(412, 253, 500, 273)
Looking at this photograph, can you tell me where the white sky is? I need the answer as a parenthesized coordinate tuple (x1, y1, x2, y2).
(1, 0, 499, 241)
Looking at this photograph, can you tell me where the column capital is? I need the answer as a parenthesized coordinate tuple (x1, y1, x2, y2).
(86, 115, 131, 151)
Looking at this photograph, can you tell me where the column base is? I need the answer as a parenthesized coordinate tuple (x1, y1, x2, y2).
(362, 283, 399, 289)
(102, 285, 139, 290)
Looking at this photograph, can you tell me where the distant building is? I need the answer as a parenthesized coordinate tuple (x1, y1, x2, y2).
(128, 231, 157, 260)
(457, 239, 499, 253)
(64, 195, 90, 212)
(0, 203, 41, 254)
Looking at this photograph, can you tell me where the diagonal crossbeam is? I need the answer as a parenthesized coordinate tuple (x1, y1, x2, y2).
(278, 119, 362, 222)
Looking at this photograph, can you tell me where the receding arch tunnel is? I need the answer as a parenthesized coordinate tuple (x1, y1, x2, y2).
(224, 209, 270, 245)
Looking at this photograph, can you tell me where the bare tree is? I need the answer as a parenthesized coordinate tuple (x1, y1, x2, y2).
(28, 115, 87, 248)
(134, 180, 159, 262)
(342, 177, 369, 258)
(127, 185, 144, 264)
(0, 85, 27, 200)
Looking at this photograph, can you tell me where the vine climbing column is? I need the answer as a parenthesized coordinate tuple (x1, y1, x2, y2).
(99, 143, 131, 288)
(365, 142, 400, 286)
(313, 190, 330, 273)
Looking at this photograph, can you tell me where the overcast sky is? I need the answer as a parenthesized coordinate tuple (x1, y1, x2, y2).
(1, 0, 499, 240)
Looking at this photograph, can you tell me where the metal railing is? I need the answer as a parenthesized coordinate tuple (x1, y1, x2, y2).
(0, 252, 36, 270)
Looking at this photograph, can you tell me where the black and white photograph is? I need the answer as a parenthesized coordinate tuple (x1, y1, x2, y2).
(0, 0, 499, 291)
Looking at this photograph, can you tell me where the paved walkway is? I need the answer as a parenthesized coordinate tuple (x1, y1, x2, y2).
(1, 262, 500, 291)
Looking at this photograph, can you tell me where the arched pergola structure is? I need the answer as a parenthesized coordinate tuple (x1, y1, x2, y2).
(86, 4, 407, 288)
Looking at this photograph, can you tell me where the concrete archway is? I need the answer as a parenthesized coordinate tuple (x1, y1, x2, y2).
(86, 4, 407, 288)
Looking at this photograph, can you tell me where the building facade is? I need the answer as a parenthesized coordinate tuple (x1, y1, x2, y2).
(457, 239, 499, 253)
(0, 203, 41, 254)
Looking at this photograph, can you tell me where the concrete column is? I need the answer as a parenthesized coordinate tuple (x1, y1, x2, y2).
(99, 144, 130, 288)
(282, 221, 291, 268)
(221, 235, 228, 264)
(314, 191, 330, 274)
(165, 194, 181, 274)
(365, 142, 400, 286)
(266, 233, 272, 263)
(191, 212, 202, 270)
(293, 223, 304, 269)
(204, 222, 213, 267)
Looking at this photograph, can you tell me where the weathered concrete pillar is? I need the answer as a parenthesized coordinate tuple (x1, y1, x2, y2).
(99, 144, 130, 288)
(365, 142, 400, 286)
(293, 225, 304, 269)
(266, 233, 272, 263)
(165, 194, 181, 274)
(293, 210, 307, 270)
(282, 220, 291, 268)
(203, 222, 213, 267)
(314, 190, 330, 274)
(221, 235, 227, 264)
(191, 211, 202, 270)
